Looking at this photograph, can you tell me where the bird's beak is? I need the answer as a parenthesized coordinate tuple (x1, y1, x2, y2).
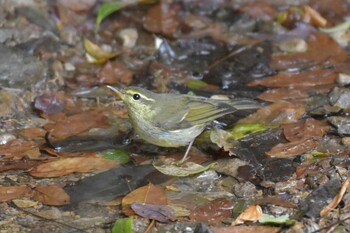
(106, 85, 125, 100)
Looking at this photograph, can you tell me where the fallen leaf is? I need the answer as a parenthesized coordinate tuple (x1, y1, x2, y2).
(0, 186, 32, 202)
(12, 199, 39, 208)
(266, 138, 318, 158)
(131, 202, 175, 221)
(190, 198, 234, 225)
(232, 205, 263, 225)
(143, 3, 179, 36)
(282, 118, 330, 142)
(257, 85, 332, 102)
(238, 2, 277, 21)
(320, 179, 350, 217)
(211, 225, 280, 233)
(30, 157, 117, 177)
(238, 101, 306, 125)
(33, 186, 70, 206)
(271, 33, 347, 70)
(34, 92, 66, 115)
(84, 38, 119, 63)
(259, 214, 295, 225)
(59, 0, 96, 12)
(249, 67, 338, 88)
(153, 158, 217, 177)
(122, 183, 167, 216)
(18, 127, 47, 141)
(98, 61, 133, 85)
(112, 217, 133, 233)
(0, 160, 42, 172)
(303, 5, 327, 27)
(0, 139, 40, 160)
(44, 110, 109, 139)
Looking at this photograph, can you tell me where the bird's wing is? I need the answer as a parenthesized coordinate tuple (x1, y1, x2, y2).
(183, 100, 237, 125)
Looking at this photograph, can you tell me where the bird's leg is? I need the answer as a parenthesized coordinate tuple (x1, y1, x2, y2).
(179, 140, 194, 164)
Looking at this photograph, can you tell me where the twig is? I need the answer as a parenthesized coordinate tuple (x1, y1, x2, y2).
(145, 219, 156, 233)
(311, 216, 350, 233)
(17, 207, 87, 232)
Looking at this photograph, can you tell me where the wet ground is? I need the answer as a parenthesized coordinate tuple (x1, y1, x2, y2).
(1, 0, 350, 232)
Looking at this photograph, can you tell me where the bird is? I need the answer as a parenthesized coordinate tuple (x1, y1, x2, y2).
(107, 86, 260, 163)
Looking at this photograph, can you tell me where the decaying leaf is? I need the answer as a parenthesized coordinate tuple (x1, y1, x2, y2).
(190, 198, 234, 225)
(0, 186, 32, 202)
(44, 110, 109, 139)
(153, 158, 217, 177)
(84, 38, 119, 63)
(238, 101, 306, 125)
(257, 85, 332, 102)
(18, 127, 46, 141)
(271, 33, 347, 70)
(30, 157, 117, 177)
(282, 118, 330, 142)
(143, 3, 179, 36)
(0, 139, 40, 160)
(249, 67, 338, 88)
(320, 179, 350, 217)
(33, 186, 70, 206)
(266, 138, 318, 158)
(131, 202, 176, 221)
(211, 225, 280, 233)
(232, 205, 263, 225)
(122, 183, 167, 216)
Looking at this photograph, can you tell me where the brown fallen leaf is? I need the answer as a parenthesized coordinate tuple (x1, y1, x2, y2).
(266, 138, 318, 158)
(190, 198, 234, 225)
(271, 33, 347, 70)
(238, 2, 277, 21)
(0, 139, 40, 160)
(122, 183, 168, 216)
(143, 3, 179, 36)
(44, 110, 109, 139)
(238, 101, 306, 125)
(282, 118, 330, 142)
(303, 5, 327, 27)
(320, 179, 350, 217)
(33, 186, 70, 206)
(0, 186, 32, 202)
(211, 225, 280, 233)
(30, 157, 117, 177)
(232, 205, 263, 225)
(0, 160, 43, 172)
(249, 67, 338, 88)
(257, 85, 332, 102)
(18, 127, 47, 141)
(98, 61, 133, 85)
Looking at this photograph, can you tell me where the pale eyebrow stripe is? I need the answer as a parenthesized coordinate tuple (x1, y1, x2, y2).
(126, 91, 155, 102)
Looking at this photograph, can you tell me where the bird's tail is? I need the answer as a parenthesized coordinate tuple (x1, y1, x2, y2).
(230, 99, 262, 110)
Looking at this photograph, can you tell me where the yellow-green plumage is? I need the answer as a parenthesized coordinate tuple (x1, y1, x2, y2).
(108, 86, 260, 149)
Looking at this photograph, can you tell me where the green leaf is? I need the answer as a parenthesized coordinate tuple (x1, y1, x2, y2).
(112, 217, 133, 233)
(259, 214, 295, 226)
(153, 159, 217, 177)
(186, 80, 208, 90)
(100, 149, 130, 164)
(96, 2, 122, 31)
(228, 123, 275, 140)
(320, 19, 350, 33)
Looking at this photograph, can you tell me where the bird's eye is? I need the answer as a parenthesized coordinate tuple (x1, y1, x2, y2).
(133, 93, 141, 100)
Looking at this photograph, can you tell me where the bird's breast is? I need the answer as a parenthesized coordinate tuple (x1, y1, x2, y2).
(130, 113, 205, 147)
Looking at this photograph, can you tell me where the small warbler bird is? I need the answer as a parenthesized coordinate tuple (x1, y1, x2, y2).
(107, 86, 260, 163)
